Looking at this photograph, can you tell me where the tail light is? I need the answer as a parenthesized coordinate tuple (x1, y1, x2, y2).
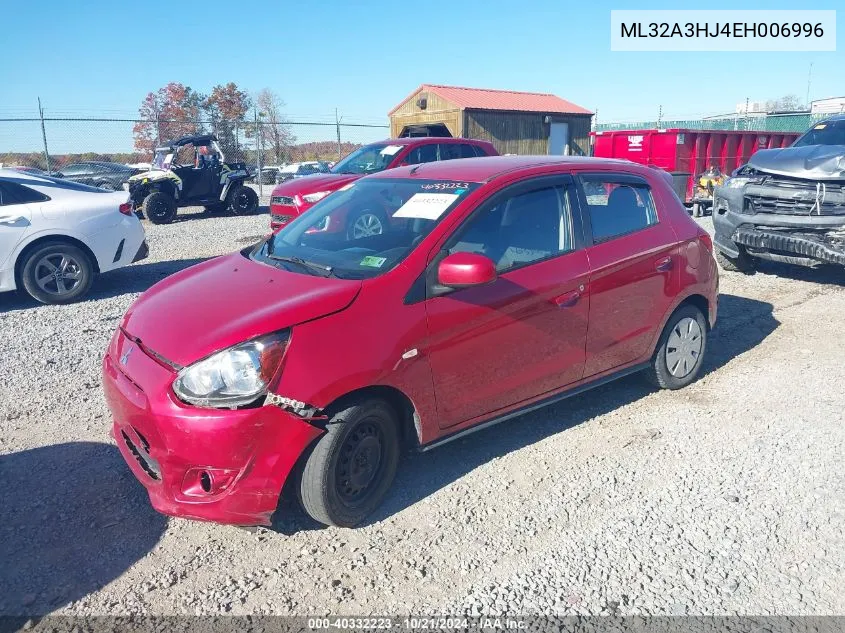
(698, 230, 713, 252)
(119, 202, 133, 216)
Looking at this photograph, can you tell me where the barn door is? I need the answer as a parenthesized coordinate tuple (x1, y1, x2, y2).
(549, 122, 570, 155)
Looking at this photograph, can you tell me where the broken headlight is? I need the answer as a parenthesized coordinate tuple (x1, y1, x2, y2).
(173, 331, 289, 408)
(723, 176, 762, 189)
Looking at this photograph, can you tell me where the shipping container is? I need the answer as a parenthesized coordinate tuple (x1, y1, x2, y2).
(590, 128, 800, 212)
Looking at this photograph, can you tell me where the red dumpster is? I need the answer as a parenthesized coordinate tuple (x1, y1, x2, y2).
(590, 128, 800, 214)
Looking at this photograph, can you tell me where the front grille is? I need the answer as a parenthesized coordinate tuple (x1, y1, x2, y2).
(271, 214, 292, 223)
(271, 195, 295, 205)
(745, 179, 845, 216)
(734, 226, 845, 265)
(121, 428, 161, 480)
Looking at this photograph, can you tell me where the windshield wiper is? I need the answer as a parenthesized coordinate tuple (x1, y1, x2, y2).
(267, 253, 335, 277)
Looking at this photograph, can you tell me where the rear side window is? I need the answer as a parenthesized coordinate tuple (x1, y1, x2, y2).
(0, 181, 50, 205)
(581, 178, 657, 243)
(406, 144, 438, 165)
(469, 143, 490, 157)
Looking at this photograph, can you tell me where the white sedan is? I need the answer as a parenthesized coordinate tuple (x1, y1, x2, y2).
(0, 169, 148, 304)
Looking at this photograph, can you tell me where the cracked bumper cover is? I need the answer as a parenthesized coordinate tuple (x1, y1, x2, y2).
(713, 185, 845, 265)
(102, 331, 324, 526)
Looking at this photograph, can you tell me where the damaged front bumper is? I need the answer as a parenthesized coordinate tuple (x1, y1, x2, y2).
(102, 329, 324, 526)
(713, 178, 845, 267)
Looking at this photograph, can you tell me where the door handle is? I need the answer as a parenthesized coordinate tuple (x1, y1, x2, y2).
(655, 256, 673, 272)
(554, 289, 581, 308)
(0, 215, 25, 225)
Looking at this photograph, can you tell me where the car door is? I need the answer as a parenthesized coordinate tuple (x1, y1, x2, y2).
(576, 172, 680, 378)
(423, 175, 590, 428)
(0, 182, 41, 270)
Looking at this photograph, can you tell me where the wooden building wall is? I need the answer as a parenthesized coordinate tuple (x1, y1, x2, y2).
(389, 90, 463, 138)
(464, 110, 592, 156)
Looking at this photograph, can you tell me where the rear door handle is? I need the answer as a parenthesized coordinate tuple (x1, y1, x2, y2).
(655, 256, 673, 272)
(0, 214, 25, 225)
(554, 289, 582, 308)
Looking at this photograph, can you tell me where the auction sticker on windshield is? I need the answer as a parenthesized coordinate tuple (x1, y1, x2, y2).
(393, 193, 459, 220)
(360, 256, 387, 268)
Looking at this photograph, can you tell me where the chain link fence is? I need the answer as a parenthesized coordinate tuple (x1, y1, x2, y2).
(0, 115, 389, 176)
(595, 111, 829, 133)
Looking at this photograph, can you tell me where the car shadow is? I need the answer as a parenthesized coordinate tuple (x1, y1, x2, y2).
(753, 260, 845, 286)
(0, 258, 210, 313)
(271, 293, 778, 534)
(0, 442, 167, 615)
(164, 205, 270, 225)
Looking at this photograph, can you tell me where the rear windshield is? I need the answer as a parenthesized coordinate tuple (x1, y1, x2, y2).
(254, 178, 478, 279)
(793, 119, 845, 147)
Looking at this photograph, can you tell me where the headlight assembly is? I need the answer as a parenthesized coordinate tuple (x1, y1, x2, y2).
(173, 331, 289, 408)
(301, 191, 331, 204)
(723, 176, 758, 189)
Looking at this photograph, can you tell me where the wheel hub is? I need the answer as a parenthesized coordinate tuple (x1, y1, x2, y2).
(665, 317, 703, 378)
(337, 423, 383, 500)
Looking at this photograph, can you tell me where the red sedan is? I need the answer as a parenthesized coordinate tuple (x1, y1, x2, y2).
(268, 137, 498, 232)
(103, 156, 718, 528)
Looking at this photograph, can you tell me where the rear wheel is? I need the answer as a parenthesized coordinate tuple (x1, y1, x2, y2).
(298, 397, 400, 527)
(716, 248, 755, 273)
(20, 241, 95, 304)
(226, 184, 259, 216)
(646, 304, 707, 390)
(142, 191, 177, 224)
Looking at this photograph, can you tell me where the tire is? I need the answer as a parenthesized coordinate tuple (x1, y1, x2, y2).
(298, 397, 400, 527)
(20, 241, 95, 304)
(226, 184, 259, 216)
(346, 209, 386, 240)
(715, 248, 755, 273)
(142, 191, 177, 224)
(646, 304, 708, 390)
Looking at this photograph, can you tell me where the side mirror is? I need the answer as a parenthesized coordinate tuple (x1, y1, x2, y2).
(437, 252, 497, 288)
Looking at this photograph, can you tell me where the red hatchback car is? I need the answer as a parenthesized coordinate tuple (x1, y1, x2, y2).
(103, 156, 717, 528)
(268, 137, 498, 232)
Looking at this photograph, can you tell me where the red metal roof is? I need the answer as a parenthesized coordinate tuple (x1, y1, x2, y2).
(389, 84, 593, 116)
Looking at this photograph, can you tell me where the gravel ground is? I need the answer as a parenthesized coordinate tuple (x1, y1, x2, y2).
(0, 198, 843, 617)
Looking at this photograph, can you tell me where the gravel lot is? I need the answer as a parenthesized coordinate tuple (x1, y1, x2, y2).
(1, 194, 843, 617)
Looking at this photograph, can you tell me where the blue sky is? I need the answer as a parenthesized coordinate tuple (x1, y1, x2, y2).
(0, 0, 842, 152)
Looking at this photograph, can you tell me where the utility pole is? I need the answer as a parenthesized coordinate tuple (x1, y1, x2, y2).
(37, 97, 51, 172)
(335, 108, 342, 161)
(657, 105, 663, 129)
(255, 107, 263, 199)
(744, 96, 750, 131)
(806, 62, 813, 110)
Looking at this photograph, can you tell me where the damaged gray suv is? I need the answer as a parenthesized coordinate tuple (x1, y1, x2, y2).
(713, 114, 845, 272)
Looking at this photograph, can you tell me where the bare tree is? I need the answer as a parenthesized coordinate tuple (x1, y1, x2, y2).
(252, 89, 296, 164)
(765, 95, 806, 112)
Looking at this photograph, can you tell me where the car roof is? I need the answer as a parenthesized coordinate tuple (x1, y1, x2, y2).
(366, 155, 646, 183)
(0, 168, 47, 182)
(365, 137, 493, 147)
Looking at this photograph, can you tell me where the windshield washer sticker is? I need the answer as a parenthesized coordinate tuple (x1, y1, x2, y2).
(360, 255, 387, 268)
(454, 188, 466, 194)
(380, 145, 403, 156)
(393, 193, 459, 220)
(421, 182, 469, 190)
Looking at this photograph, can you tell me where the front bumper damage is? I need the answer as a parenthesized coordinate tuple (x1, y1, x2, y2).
(713, 177, 845, 267)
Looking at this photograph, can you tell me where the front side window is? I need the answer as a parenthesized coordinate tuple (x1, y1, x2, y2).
(581, 178, 657, 243)
(405, 144, 438, 165)
(331, 144, 402, 174)
(448, 185, 574, 272)
(257, 178, 478, 279)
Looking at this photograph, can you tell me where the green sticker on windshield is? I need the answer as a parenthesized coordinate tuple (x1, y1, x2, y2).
(360, 255, 387, 268)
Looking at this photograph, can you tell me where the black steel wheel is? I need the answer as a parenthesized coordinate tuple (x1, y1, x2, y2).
(298, 398, 400, 527)
(142, 191, 177, 224)
(226, 184, 259, 216)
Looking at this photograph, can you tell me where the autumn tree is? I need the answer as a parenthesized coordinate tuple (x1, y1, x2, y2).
(244, 89, 296, 164)
(204, 83, 251, 159)
(765, 95, 806, 112)
(132, 82, 205, 154)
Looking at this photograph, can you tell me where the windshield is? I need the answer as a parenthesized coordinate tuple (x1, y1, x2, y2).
(793, 119, 845, 147)
(254, 178, 478, 279)
(330, 143, 404, 175)
(152, 149, 174, 170)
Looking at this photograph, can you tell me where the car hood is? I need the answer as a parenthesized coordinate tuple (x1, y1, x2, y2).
(128, 169, 178, 183)
(272, 173, 360, 197)
(120, 251, 362, 367)
(748, 145, 845, 180)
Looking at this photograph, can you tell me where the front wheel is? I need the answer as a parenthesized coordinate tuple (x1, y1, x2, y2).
(142, 191, 177, 224)
(226, 184, 259, 216)
(646, 304, 708, 390)
(20, 241, 95, 304)
(298, 398, 400, 527)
